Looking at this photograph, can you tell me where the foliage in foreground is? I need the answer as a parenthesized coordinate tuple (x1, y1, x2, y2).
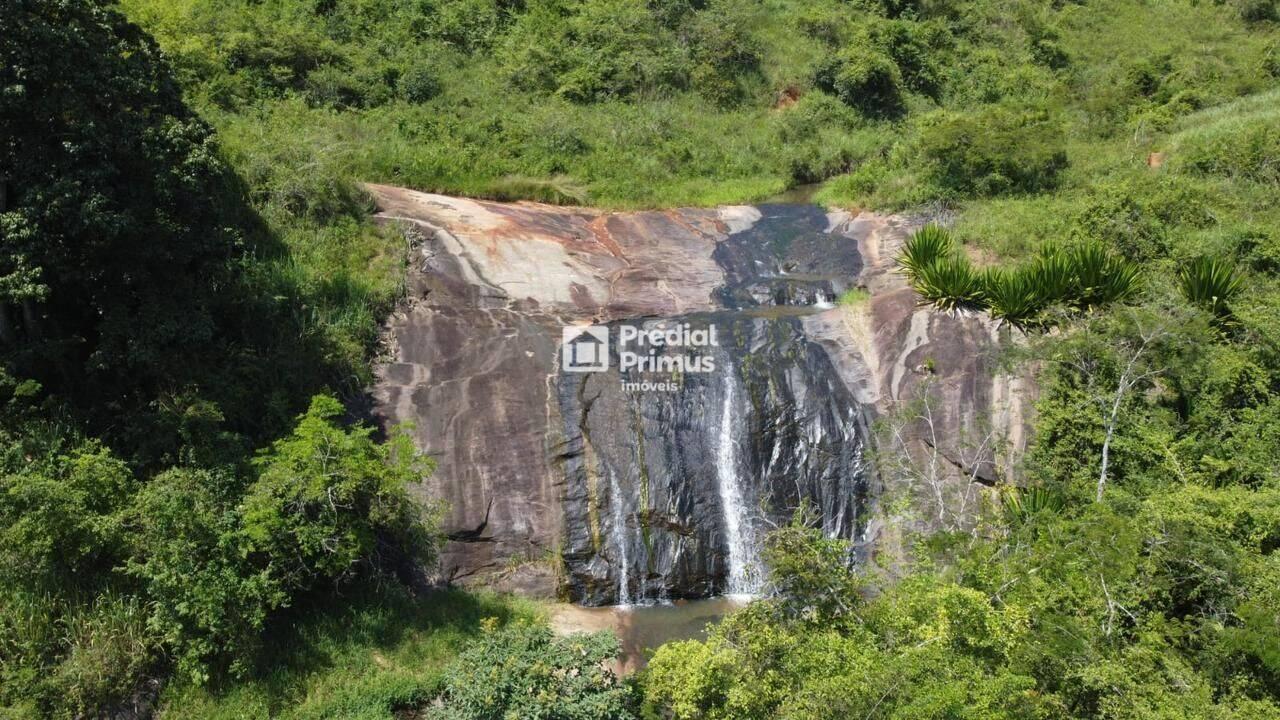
(156, 586, 537, 720)
(0, 393, 436, 716)
(428, 622, 637, 720)
(644, 485, 1280, 719)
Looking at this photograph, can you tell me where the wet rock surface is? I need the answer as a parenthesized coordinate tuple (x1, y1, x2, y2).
(368, 185, 1033, 604)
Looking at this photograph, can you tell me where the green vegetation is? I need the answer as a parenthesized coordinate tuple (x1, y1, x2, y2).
(644, 484, 1280, 719)
(428, 621, 636, 719)
(4, 0, 1280, 716)
(897, 226, 1143, 328)
(161, 587, 538, 720)
(1180, 256, 1245, 323)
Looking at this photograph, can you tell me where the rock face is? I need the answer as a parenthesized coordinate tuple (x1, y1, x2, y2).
(368, 185, 1033, 603)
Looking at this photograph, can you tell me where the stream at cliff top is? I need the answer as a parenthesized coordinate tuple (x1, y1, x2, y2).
(556, 204, 872, 606)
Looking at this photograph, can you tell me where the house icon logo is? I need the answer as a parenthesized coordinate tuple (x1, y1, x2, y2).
(562, 325, 609, 372)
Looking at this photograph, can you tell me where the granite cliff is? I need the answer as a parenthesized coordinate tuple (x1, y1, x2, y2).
(368, 184, 1032, 604)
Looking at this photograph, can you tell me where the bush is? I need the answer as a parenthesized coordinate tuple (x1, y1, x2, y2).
(428, 622, 636, 719)
(818, 45, 906, 118)
(304, 64, 368, 108)
(242, 395, 437, 589)
(916, 106, 1068, 197)
(1178, 114, 1280, 185)
(862, 18, 949, 96)
(1233, 0, 1278, 23)
(49, 596, 155, 717)
(982, 267, 1045, 329)
(1066, 241, 1143, 310)
(402, 62, 442, 103)
(125, 396, 437, 682)
(897, 225, 987, 313)
(913, 255, 987, 311)
(1179, 256, 1245, 321)
(688, 2, 763, 106)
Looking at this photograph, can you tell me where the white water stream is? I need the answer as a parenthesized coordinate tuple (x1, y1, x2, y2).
(716, 372, 760, 595)
(608, 470, 634, 606)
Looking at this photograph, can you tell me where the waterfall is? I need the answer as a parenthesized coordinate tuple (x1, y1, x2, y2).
(716, 371, 759, 595)
(608, 470, 634, 605)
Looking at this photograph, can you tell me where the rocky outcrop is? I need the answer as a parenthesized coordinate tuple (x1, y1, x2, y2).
(368, 185, 1033, 603)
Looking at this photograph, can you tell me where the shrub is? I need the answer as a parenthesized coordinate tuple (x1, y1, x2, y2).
(862, 18, 949, 97)
(1066, 242, 1143, 310)
(916, 106, 1068, 197)
(126, 396, 438, 682)
(401, 62, 441, 103)
(982, 267, 1044, 329)
(818, 45, 906, 118)
(1000, 486, 1065, 528)
(241, 395, 437, 590)
(428, 623, 636, 719)
(50, 596, 156, 717)
(1026, 245, 1076, 309)
(1179, 256, 1244, 320)
(688, 2, 763, 106)
(304, 64, 368, 108)
(914, 255, 987, 311)
(1178, 114, 1280, 185)
(1233, 0, 1278, 23)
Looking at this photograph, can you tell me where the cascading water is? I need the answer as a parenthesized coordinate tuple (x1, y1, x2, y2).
(715, 371, 759, 595)
(608, 470, 634, 605)
(557, 204, 871, 606)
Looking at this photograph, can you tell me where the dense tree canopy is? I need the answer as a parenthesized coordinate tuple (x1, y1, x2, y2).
(1, 0, 249, 412)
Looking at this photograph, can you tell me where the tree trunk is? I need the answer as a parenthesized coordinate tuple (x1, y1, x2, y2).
(21, 299, 40, 340)
(0, 304, 14, 345)
(1096, 389, 1124, 502)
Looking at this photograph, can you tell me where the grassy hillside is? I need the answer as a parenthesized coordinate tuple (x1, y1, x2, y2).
(118, 0, 1280, 209)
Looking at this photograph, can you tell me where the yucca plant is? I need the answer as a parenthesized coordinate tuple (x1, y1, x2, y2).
(1067, 242, 1142, 310)
(1000, 485, 1065, 529)
(1179, 256, 1243, 320)
(981, 267, 1044, 330)
(1028, 245, 1074, 308)
(913, 255, 987, 311)
(897, 224, 955, 283)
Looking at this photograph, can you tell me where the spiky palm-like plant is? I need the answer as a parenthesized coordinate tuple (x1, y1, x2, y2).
(1068, 242, 1142, 310)
(913, 255, 987, 311)
(1001, 485, 1065, 529)
(897, 224, 955, 283)
(1179, 256, 1243, 319)
(1028, 245, 1074, 308)
(981, 267, 1044, 330)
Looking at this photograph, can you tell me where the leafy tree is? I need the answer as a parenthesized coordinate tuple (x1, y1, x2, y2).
(817, 45, 906, 118)
(126, 396, 436, 682)
(241, 395, 437, 590)
(0, 0, 256, 419)
(644, 518, 1051, 719)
